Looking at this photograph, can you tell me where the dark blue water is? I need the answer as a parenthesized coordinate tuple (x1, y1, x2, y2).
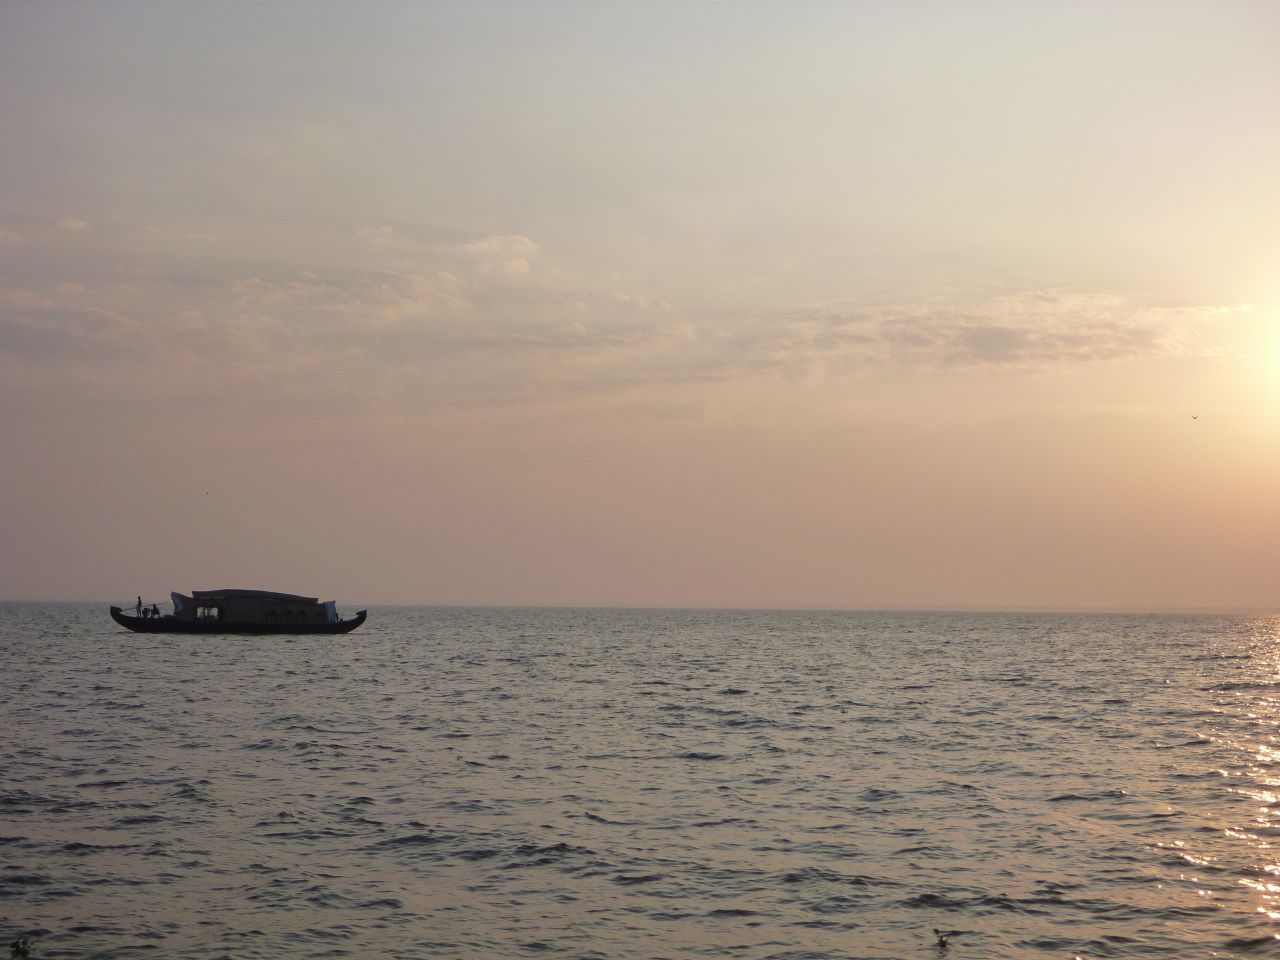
(3, 603, 1279, 958)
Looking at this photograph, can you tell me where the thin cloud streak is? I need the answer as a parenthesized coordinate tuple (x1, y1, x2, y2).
(775, 293, 1252, 373)
(0, 224, 1254, 421)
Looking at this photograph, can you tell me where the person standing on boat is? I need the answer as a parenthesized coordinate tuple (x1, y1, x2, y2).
(136, 596, 142, 617)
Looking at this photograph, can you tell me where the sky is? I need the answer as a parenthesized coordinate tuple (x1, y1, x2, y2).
(1, 0, 1278, 610)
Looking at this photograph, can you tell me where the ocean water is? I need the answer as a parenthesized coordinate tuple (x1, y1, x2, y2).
(3, 604, 1280, 959)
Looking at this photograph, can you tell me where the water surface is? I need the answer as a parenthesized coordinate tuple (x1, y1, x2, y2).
(3, 604, 1280, 958)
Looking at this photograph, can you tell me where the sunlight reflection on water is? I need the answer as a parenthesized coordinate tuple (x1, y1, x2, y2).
(1206, 617, 1280, 935)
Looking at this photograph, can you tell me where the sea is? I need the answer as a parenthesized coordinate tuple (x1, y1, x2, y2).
(3, 603, 1280, 959)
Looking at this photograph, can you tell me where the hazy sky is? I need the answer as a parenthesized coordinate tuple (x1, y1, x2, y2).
(2, 1, 1278, 610)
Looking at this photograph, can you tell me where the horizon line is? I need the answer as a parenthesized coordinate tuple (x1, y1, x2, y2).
(4, 597, 1278, 618)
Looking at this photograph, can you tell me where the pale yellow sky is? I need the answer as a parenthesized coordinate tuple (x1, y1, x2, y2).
(1, 1, 1277, 609)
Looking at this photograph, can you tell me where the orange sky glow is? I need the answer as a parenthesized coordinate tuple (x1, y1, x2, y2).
(2, 1, 1278, 610)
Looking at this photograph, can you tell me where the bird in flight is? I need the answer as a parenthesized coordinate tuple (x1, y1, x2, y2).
(1192, 416, 1198, 420)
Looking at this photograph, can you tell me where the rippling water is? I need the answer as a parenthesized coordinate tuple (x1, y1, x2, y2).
(4, 603, 1280, 958)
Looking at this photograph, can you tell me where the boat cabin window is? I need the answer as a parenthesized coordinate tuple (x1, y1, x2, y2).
(196, 604, 224, 621)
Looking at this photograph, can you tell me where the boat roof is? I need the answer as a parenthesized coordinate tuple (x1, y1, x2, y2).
(191, 589, 320, 603)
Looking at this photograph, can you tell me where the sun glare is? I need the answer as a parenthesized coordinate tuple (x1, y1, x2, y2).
(1239, 308, 1280, 400)
(1268, 334, 1280, 383)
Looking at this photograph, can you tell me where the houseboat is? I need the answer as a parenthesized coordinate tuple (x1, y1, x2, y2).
(110, 588, 367, 634)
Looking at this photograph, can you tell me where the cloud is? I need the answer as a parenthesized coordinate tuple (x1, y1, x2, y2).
(0, 229, 25, 247)
(480, 258, 531, 276)
(462, 234, 538, 255)
(0, 200, 1255, 430)
(57, 218, 90, 232)
(0, 304, 141, 360)
(340, 269, 470, 321)
(0, 286, 55, 310)
(770, 291, 1249, 373)
(3, 271, 1250, 424)
(350, 227, 542, 284)
(354, 224, 411, 248)
(227, 269, 471, 324)
(456, 234, 541, 281)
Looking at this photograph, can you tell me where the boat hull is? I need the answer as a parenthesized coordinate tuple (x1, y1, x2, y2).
(110, 606, 367, 635)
